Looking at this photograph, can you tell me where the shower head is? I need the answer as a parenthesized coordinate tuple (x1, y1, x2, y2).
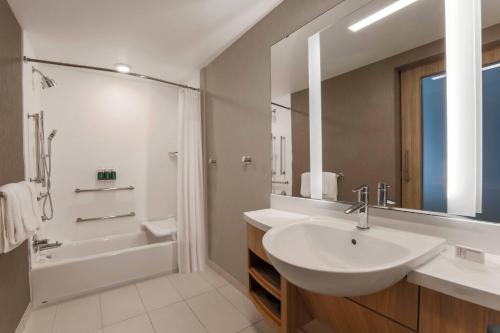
(33, 67, 56, 89)
(48, 129, 57, 140)
(41, 76, 56, 89)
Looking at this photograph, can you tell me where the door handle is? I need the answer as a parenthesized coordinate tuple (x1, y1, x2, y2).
(404, 150, 411, 183)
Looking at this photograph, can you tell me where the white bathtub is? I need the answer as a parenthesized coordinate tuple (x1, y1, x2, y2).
(31, 225, 177, 307)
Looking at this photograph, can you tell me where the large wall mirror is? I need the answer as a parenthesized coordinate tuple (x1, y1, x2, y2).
(271, 0, 500, 223)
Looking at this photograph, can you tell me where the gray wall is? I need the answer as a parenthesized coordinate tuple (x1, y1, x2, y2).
(202, 0, 344, 284)
(0, 0, 30, 332)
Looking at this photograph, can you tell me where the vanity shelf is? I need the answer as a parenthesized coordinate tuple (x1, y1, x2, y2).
(249, 252, 281, 299)
(250, 277, 281, 329)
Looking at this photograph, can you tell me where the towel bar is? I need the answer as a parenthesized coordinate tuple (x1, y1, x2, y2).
(76, 212, 135, 223)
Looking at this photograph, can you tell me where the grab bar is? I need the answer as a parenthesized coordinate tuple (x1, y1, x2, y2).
(75, 186, 134, 193)
(76, 212, 135, 223)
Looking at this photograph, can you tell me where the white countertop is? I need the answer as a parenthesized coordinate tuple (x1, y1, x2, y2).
(244, 208, 500, 311)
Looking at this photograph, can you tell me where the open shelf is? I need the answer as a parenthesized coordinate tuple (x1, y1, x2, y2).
(250, 276, 281, 327)
(249, 250, 281, 299)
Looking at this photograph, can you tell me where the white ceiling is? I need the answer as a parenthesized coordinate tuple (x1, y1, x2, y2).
(8, 0, 283, 85)
(272, 0, 500, 101)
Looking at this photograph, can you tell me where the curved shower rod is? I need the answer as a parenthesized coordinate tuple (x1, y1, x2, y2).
(23, 56, 200, 91)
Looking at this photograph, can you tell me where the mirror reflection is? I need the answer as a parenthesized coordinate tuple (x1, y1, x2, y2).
(271, 0, 500, 223)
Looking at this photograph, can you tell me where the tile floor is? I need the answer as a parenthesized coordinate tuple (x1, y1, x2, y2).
(23, 267, 274, 333)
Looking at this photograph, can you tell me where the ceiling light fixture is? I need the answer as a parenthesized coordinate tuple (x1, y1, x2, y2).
(114, 63, 131, 73)
(348, 0, 419, 32)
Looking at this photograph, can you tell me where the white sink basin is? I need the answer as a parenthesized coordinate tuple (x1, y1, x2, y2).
(262, 217, 446, 296)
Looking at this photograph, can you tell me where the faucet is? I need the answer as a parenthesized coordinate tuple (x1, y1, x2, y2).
(32, 234, 62, 252)
(344, 185, 369, 230)
(377, 182, 396, 208)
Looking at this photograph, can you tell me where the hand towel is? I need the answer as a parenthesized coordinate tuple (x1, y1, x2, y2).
(0, 183, 26, 253)
(0, 181, 42, 253)
(300, 172, 311, 197)
(322, 172, 338, 201)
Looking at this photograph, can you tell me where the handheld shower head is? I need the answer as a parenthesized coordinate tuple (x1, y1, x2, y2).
(48, 129, 57, 140)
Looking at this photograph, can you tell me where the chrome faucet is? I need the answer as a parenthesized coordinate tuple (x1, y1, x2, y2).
(344, 185, 369, 230)
(377, 182, 396, 208)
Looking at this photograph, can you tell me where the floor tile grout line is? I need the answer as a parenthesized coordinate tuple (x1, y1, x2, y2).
(183, 297, 210, 333)
(98, 293, 103, 331)
(134, 283, 157, 333)
(100, 285, 146, 329)
(215, 287, 261, 325)
(50, 303, 60, 333)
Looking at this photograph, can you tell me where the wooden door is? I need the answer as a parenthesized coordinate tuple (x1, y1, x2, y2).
(400, 60, 444, 210)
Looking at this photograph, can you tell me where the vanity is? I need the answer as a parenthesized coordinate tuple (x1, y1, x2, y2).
(244, 207, 500, 333)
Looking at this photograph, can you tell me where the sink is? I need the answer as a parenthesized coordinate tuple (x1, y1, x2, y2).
(262, 217, 446, 296)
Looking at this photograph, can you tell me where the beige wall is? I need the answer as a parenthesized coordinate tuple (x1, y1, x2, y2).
(0, 0, 31, 332)
(202, 0, 344, 284)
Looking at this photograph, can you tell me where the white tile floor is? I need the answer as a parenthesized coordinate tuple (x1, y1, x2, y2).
(23, 267, 273, 333)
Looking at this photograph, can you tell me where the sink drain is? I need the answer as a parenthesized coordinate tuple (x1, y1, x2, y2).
(351, 239, 357, 245)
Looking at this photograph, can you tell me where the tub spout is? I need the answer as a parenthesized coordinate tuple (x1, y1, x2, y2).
(38, 241, 63, 252)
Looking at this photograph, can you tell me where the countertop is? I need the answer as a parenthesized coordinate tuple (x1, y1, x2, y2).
(243, 208, 500, 311)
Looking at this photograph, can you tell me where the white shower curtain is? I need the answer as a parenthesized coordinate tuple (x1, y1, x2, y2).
(177, 88, 206, 273)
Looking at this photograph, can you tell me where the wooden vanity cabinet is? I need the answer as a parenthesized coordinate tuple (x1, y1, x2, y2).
(246, 223, 500, 333)
(419, 288, 500, 333)
(246, 223, 418, 332)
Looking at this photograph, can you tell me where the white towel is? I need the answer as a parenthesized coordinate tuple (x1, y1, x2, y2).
(322, 172, 338, 201)
(300, 172, 338, 201)
(0, 181, 42, 253)
(300, 172, 311, 197)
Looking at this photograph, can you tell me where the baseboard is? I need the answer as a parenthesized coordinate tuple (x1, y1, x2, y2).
(206, 259, 248, 296)
(15, 301, 32, 333)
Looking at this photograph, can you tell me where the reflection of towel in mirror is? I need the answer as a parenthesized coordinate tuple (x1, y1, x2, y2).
(323, 172, 338, 201)
(300, 172, 338, 201)
(0, 181, 42, 253)
(300, 172, 311, 197)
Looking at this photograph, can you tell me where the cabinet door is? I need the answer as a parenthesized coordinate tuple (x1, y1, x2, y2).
(300, 289, 415, 333)
(349, 280, 419, 330)
(419, 288, 500, 333)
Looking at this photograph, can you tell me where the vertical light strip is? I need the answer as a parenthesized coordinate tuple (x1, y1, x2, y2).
(445, 0, 482, 216)
(308, 33, 323, 199)
(474, 0, 482, 214)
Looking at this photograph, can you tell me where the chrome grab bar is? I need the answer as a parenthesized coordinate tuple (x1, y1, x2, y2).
(75, 186, 134, 193)
(280, 136, 286, 175)
(76, 212, 135, 223)
(272, 180, 289, 185)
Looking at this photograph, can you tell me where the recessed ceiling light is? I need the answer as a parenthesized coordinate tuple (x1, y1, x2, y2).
(348, 0, 419, 32)
(114, 63, 131, 73)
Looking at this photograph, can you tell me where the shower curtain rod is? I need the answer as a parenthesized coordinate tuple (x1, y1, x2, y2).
(271, 102, 291, 110)
(23, 57, 200, 91)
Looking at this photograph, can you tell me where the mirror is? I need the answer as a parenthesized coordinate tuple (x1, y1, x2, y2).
(271, 0, 500, 224)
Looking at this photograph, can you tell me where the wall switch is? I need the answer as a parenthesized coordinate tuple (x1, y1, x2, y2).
(455, 245, 485, 264)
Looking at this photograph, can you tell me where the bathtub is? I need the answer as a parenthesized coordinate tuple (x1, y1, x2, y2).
(31, 224, 177, 308)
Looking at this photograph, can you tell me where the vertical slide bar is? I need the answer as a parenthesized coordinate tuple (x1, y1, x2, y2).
(308, 33, 323, 199)
(445, 0, 482, 216)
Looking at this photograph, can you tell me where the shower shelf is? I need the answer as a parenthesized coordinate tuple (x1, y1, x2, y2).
(74, 186, 134, 193)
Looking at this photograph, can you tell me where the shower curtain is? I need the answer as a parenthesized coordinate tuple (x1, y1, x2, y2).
(177, 88, 206, 273)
